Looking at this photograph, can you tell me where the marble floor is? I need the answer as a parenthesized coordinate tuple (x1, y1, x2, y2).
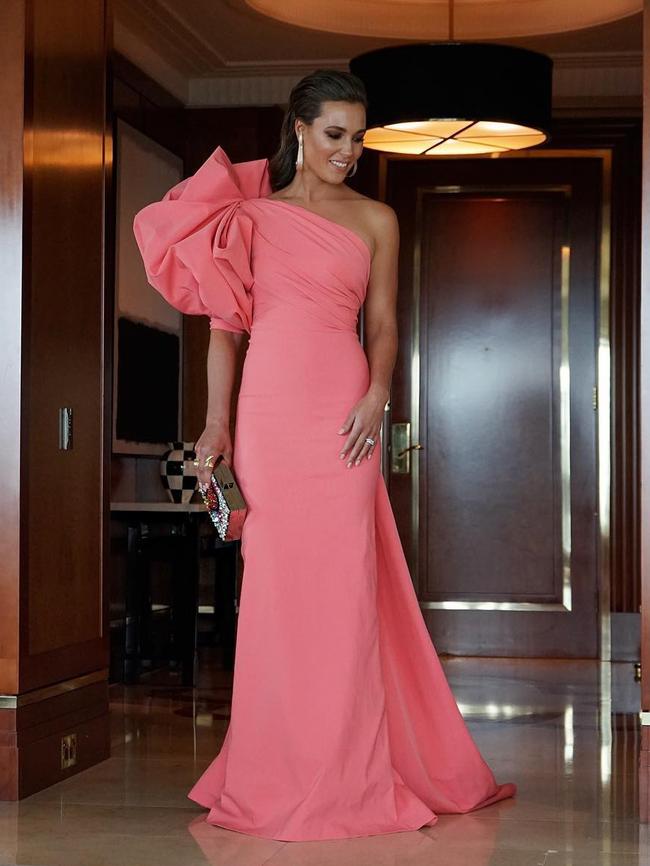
(0, 653, 646, 866)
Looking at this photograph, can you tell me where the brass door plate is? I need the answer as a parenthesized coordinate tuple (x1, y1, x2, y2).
(391, 422, 411, 474)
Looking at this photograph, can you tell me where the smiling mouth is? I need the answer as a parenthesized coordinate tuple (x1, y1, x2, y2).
(329, 159, 349, 169)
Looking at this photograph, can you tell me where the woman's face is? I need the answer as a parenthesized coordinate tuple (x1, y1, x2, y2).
(297, 100, 366, 183)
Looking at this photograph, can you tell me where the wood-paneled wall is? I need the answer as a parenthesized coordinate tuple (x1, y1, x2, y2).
(0, 0, 26, 698)
(0, 0, 110, 799)
(547, 120, 642, 615)
(547, 124, 640, 621)
(639, 0, 650, 825)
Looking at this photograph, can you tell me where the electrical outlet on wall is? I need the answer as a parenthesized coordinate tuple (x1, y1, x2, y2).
(61, 733, 77, 769)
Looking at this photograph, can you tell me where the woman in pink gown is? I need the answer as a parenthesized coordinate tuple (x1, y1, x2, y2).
(133, 69, 515, 842)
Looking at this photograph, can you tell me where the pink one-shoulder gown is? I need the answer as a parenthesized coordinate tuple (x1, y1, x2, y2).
(133, 146, 516, 842)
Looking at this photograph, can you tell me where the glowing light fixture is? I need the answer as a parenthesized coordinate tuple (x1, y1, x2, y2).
(350, 41, 552, 156)
(349, 2, 552, 156)
(246, 0, 641, 41)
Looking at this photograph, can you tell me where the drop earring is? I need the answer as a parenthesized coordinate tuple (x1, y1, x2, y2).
(347, 161, 358, 178)
(296, 130, 304, 171)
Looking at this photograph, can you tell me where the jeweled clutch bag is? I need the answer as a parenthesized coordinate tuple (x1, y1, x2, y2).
(197, 455, 247, 541)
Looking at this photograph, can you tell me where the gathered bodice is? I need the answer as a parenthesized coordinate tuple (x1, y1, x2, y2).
(241, 198, 370, 334)
(132, 146, 371, 337)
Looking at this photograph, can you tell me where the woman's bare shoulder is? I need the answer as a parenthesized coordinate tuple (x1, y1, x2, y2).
(351, 196, 399, 244)
(347, 192, 397, 221)
(341, 195, 398, 259)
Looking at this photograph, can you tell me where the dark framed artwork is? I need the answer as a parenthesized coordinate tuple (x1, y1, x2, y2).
(115, 316, 180, 444)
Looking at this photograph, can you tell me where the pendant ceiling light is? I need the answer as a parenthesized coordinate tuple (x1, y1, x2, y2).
(349, 41, 552, 156)
(348, 0, 552, 156)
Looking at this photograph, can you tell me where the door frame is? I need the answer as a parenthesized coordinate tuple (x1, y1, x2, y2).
(374, 147, 613, 660)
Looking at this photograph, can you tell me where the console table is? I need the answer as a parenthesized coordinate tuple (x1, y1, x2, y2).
(110, 502, 238, 686)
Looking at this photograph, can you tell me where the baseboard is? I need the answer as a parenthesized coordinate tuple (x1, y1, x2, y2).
(0, 673, 110, 800)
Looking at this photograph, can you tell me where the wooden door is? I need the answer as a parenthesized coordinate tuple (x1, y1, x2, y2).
(387, 156, 602, 658)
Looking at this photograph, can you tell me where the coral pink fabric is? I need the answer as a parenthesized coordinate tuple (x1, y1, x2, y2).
(133, 146, 516, 842)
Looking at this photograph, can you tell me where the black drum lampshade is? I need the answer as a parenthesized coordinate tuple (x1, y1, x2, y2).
(349, 43, 553, 156)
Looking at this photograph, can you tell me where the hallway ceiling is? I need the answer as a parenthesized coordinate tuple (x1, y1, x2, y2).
(112, 0, 643, 106)
(114, 0, 642, 76)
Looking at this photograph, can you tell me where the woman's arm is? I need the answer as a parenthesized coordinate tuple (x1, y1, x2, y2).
(364, 202, 399, 400)
(338, 203, 400, 467)
(195, 328, 245, 482)
(206, 328, 244, 424)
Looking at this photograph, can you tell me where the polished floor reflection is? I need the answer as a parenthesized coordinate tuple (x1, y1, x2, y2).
(0, 654, 646, 865)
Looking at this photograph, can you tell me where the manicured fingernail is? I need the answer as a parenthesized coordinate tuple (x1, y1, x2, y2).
(339, 452, 345, 459)
(338, 427, 345, 433)
(367, 453, 372, 459)
(355, 459, 360, 465)
(347, 461, 352, 468)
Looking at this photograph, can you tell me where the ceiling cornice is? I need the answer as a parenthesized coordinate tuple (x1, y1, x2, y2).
(114, 0, 227, 75)
(113, 18, 189, 102)
(187, 51, 642, 107)
(553, 50, 642, 68)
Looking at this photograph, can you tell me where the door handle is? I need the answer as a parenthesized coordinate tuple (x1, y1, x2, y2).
(391, 422, 423, 474)
(396, 443, 424, 458)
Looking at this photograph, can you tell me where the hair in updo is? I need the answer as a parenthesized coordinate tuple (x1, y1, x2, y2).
(268, 69, 368, 191)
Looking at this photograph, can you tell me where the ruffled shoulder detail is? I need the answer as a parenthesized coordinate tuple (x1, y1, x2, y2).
(133, 145, 271, 333)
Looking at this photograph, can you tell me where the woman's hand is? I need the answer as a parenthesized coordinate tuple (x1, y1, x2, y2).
(337, 384, 389, 467)
(194, 418, 233, 484)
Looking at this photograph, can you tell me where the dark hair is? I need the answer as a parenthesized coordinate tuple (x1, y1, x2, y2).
(268, 69, 368, 192)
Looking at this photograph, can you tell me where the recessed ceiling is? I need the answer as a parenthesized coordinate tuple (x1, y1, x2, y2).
(114, 0, 642, 78)
(244, 0, 642, 40)
(112, 0, 643, 108)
